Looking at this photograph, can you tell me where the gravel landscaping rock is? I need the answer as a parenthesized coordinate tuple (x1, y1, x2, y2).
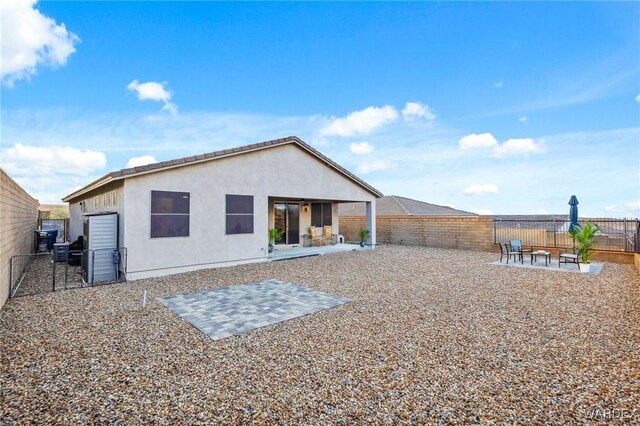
(1, 245, 639, 424)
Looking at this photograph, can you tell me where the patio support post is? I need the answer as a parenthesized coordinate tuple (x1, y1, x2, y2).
(366, 201, 376, 249)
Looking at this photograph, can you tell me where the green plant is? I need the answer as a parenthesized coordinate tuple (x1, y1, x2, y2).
(268, 227, 281, 246)
(357, 227, 370, 243)
(569, 222, 599, 264)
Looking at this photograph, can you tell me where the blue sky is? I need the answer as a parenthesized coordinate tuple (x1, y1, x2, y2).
(1, 1, 639, 217)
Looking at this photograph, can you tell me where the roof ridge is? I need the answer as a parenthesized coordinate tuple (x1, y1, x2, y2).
(391, 195, 412, 215)
(63, 136, 383, 201)
(392, 194, 475, 215)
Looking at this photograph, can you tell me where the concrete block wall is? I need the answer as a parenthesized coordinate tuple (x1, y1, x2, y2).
(339, 215, 495, 252)
(1, 168, 39, 308)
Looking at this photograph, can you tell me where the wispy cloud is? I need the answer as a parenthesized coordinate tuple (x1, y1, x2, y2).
(1, 0, 80, 86)
(519, 116, 528, 124)
(402, 102, 436, 122)
(127, 80, 178, 115)
(492, 138, 545, 158)
(1, 143, 106, 176)
(320, 105, 398, 137)
(459, 133, 498, 150)
(493, 81, 504, 89)
(349, 142, 374, 155)
(459, 133, 545, 158)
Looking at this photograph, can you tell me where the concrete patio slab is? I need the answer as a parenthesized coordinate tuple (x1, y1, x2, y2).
(491, 259, 604, 275)
(268, 243, 366, 261)
(158, 279, 351, 340)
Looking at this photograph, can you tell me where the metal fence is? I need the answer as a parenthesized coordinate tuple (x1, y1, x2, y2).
(9, 247, 127, 299)
(493, 218, 639, 252)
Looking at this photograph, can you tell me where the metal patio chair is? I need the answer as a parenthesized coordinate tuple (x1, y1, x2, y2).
(509, 240, 532, 264)
(499, 242, 521, 264)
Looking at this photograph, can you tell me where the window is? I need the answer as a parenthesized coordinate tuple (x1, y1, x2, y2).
(95, 196, 100, 208)
(79, 201, 85, 212)
(226, 194, 253, 234)
(311, 202, 332, 227)
(112, 190, 117, 206)
(150, 190, 190, 238)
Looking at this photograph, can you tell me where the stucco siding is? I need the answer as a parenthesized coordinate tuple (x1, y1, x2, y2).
(124, 144, 376, 278)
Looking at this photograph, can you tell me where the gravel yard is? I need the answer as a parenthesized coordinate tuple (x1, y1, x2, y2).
(1, 245, 639, 424)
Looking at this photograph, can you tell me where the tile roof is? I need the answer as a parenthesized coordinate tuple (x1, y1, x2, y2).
(338, 195, 476, 216)
(63, 136, 382, 202)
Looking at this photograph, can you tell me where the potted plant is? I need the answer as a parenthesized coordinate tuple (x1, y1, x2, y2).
(357, 227, 369, 248)
(267, 227, 281, 253)
(569, 222, 599, 273)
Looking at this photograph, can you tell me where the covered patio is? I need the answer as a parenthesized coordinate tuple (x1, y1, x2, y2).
(267, 197, 376, 249)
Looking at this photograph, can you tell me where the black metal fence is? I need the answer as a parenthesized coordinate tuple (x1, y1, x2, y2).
(493, 218, 639, 252)
(9, 247, 127, 299)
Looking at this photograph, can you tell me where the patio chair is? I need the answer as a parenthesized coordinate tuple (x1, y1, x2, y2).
(323, 226, 337, 245)
(509, 240, 531, 264)
(499, 242, 521, 264)
(559, 248, 580, 269)
(308, 227, 325, 247)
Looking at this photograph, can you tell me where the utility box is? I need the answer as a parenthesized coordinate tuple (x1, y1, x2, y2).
(52, 243, 70, 262)
(82, 213, 118, 284)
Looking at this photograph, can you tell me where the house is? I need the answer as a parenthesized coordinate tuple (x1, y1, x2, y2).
(339, 195, 475, 217)
(62, 136, 382, 280)
(338, 195, 493, 251)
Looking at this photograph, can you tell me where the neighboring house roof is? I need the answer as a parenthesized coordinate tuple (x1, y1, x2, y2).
(338, 195, 476, 216)
(62, 136, 383, 202)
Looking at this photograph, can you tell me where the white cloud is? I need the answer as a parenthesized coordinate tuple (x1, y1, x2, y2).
(349, 142, 374, 155)
(636, 93, 640, 103)
(320, 105, 398, 137)
(402, 102, 436, 122)
(458, 133, 498, 150)
(519, 116, 528, 124)
(494, 81, 504, 89)
(127, 80, 178, 115)
(356, 160, 391, 174)
(463, 183, 498, 195)
(126, 155, 157, 168)
(472, 208, 493, 215)
(1, 143, 106, 176)
(492, 138, 545, 158)
(459, 133, 545, 158)
(1, 0, 80, 86)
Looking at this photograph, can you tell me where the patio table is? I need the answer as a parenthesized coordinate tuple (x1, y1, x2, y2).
(531, 250, 551, 266)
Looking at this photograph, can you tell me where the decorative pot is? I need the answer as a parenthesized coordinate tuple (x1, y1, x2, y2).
(268, 245, 274, 254)
(360, 241, 365, 248)
(579, 263, 590, 273)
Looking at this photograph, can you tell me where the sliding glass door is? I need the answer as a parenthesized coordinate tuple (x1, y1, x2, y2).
(274, 202, 300, 245)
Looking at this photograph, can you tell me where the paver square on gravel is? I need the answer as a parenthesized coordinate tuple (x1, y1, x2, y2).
(158, 279, 351, 340)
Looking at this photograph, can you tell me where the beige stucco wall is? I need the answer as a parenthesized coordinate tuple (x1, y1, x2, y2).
(123, 144, 376, 279)
(1, 168, 39, 308)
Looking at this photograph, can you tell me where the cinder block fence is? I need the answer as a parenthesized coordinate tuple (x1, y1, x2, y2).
(339, 215, 495, 252)
(1, 168, 39, 308)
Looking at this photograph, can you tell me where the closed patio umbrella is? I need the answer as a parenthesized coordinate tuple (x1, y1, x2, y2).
(568, 195, 580, 232)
